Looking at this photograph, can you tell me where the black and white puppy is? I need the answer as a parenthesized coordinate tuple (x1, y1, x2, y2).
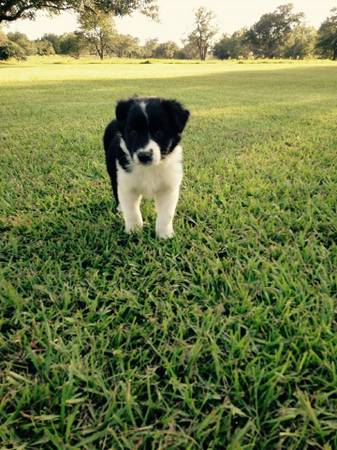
(103, 97, 190, 238)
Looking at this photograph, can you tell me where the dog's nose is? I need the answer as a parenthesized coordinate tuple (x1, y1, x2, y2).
(138, 149, 153, 164)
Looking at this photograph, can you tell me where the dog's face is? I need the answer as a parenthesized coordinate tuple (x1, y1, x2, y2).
(116, 97, 189, 166)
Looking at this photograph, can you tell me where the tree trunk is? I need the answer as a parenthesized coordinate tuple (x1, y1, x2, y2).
(333, 46, 337, 61)
(197, 42, 203, 61)
(98, 40, 104, 60)
(95, 44, 104, 59)
(201, 46, 207, 60)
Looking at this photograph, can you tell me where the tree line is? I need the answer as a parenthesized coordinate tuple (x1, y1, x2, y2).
(213, 4, 337, 61)
(0, 3, 336, 61)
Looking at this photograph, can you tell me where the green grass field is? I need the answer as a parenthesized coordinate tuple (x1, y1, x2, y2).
(1, 58, 337, 449)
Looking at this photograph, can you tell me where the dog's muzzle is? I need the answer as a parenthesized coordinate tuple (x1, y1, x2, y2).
(137, 149, 153, 165)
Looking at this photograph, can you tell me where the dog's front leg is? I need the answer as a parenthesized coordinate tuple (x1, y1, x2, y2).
(119, 188, 143, 234)
(155, 188, 180, 239)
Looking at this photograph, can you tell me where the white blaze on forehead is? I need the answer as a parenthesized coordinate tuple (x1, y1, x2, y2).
(139, 101, 148, 119)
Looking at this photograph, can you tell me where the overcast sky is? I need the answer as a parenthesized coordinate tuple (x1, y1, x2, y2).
(6, 0, 336, 44)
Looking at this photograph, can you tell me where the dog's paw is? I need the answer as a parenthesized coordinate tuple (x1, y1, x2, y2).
(125, 221, 143, 234)
(156, 226, 174, 239)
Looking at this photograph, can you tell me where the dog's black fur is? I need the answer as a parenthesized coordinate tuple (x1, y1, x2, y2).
(103, 97, 190, 206)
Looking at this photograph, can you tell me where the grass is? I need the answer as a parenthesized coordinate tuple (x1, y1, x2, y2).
(2, 55, 333, 66)
(0, 58, 337, 449)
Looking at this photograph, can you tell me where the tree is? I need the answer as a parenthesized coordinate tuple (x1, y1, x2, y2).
(176, 41, 199, 59)
(41, 33, 61, 53)
(283, 26, 316, 59)
(213, 34, 231, 60)
(7, 31, 36, 55)
(112, 34, 142, 58)
(142, 38, 158, 58)
(316, 8, 337, 60)
(59, 32, 84, 58)
(79, 8, 116, 60)
(185, 7, 217, 61)
(34, 38, 55, 55)
(245, 3, 304, 58)
(153, 41, 179, 59)
(213, 29, 251, 59)
(0, 0, 158, 23)
(0, 32, 26, 60)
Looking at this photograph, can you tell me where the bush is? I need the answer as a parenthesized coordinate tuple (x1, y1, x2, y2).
(0, 39, 26, 60)
(7, 31, 36, 55)
(41, 33, 61, 54)
(213, 30, 251, 60)
(35, 39, 55, 56)
(153, 41, 180, 59)
(59, 33, 84, 58)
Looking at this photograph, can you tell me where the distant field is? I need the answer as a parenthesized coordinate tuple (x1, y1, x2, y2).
(1, 59, 336, 449)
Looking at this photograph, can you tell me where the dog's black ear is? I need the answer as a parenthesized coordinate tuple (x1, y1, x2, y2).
(115, 99, 133, 130)
(163, 99, 190, 133)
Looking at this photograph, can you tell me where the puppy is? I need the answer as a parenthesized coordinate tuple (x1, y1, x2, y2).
(103, 97, 190, 238)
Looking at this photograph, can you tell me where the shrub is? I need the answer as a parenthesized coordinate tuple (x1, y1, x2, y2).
(0, 38, 26, 60)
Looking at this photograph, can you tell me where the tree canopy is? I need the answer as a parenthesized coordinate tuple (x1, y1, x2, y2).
(154, 41, 179, 59)
(0, 0, 158, 23)
(58, 32, 84, 58)
(316, 8, 337, 60)
(7, 31, 35, 54)
(113, 34, 140, 58)
(213, 29, 251, 60)
(41, 33, 61, 53)
(245, 3, 304, 58)
(283, 26, 316, 59)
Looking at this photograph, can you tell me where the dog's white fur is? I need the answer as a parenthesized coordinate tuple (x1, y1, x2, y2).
(117, 139, 183, 239)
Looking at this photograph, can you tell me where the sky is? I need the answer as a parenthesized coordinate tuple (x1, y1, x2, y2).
(5, 0, 337, 45)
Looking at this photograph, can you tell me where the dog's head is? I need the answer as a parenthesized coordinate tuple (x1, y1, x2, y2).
(115, 97, 190, 166)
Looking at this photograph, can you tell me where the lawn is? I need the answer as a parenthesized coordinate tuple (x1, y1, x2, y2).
(0, 58, 336, 449)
